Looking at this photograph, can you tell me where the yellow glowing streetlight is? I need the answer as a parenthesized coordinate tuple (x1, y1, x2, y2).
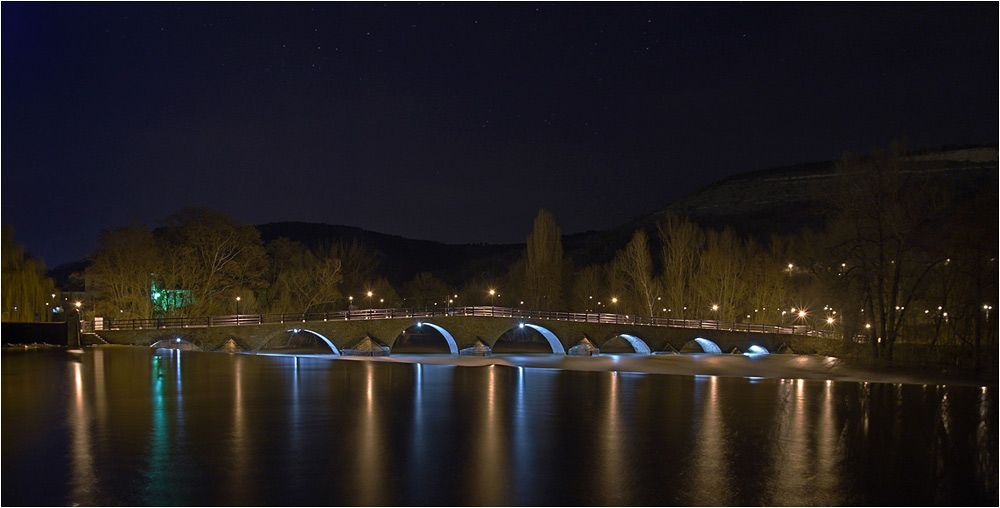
(711, 304, 719, 311)
(798, 310, 807, 319)
(235, 296, 241, 315)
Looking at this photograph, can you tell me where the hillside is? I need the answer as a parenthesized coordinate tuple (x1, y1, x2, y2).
(625, 145, 998, 241)
(50, 145, 997, 289)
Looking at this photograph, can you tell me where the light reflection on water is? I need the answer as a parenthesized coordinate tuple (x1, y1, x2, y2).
(2, 347, 996, 506)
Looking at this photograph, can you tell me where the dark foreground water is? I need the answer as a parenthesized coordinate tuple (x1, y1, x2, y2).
(3, 347, 997, 506)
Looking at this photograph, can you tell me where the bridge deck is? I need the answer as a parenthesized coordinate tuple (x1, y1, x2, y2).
(84, 306, 833, 338)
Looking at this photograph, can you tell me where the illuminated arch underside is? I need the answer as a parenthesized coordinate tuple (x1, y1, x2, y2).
(615, 334, 652, 354)
(288, 329, 341, 355)
(692, 337, 722, 354)
(522, 324, 566, 354)
(417, 323, 459, 354)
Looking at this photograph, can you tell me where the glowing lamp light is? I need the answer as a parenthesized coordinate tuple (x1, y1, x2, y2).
(612, 297, 618, 303)
(827, 317, 835, 324)
(519, 323, 525, 328)
(798, 310, 806, 318)
(367, 291, 373, 297)
(711, 304, 719, 311)
(489, 289, 496, 295)
(75, 301, 82, 308)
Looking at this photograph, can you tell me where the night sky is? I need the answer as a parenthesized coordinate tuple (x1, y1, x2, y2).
(3, 2, 997, 268)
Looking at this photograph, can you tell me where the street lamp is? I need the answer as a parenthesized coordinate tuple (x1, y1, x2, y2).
(611, 297, 619, 323)
(489, 288, 496, 307)
(235, 296, 241, 315)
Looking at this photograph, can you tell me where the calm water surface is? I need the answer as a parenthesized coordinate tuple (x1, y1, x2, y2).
(3, 347, 996, 506)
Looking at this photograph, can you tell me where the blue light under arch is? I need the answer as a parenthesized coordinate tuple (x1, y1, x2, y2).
(615, 334, 652, 354)
(415, 322, 459, 354)
(692, 337, 722, 354)
(521, 324, 566, 355)
(745, 345, 769, 355)
(288, 329, 340, 355)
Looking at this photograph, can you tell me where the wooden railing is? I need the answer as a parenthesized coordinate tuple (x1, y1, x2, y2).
(82, 306, 835, 338)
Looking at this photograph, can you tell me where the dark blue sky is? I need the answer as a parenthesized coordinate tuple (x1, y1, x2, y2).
(3, 2, 997, 268)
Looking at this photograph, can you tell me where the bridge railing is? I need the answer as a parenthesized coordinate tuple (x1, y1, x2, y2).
(82, 305, 834, 338)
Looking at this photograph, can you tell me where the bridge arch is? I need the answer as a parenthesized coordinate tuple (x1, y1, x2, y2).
(600, 333, 652, 354)
(524, 324, 566, 354)
(681, 337, 722, 354)
(492, 323, 566, 354)
(151, 338, 201, 350)
(259, 328, 340, 355)
(391, 322, 458, 354)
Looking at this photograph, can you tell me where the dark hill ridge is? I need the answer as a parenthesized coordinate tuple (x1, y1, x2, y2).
(50, 145, 997, 289)
(255, 221, 611, 287)
(624, 145, 998, 240)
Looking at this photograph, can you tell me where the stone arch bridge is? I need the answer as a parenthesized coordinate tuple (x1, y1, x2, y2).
(89, 307, 830, 355)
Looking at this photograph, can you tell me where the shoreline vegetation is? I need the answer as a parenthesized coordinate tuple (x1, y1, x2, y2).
(4, 144, 996, 378)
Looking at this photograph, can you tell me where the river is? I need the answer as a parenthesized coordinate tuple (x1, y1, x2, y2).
(2, 347, 996, 506)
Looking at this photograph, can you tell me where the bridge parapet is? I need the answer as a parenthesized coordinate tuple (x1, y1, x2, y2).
(85, 306, 828, 337)
(89, 306, 832, 356)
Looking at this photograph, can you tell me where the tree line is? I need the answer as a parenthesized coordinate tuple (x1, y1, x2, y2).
(72, 144, 995, 366)
(2, 225, 57, 322)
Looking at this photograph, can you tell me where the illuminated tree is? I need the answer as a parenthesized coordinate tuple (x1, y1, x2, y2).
(657, 215, 704, 319)
(328, 239, 381, 304)
(569, 264, 604, 312)
(1, 225, 56, 322)
(365, 277, 400, 308)
(692, 228, 748, 322)
(269, 243, 343, 313)
(402, 272, 453, 309)
(522, 209, 564, 309)
(158, 207, 267, 316)
(612, 229, 658, 316)
(84, 222, 159, 319)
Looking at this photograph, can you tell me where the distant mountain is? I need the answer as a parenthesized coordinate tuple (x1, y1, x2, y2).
(623, 145, 998, 242)
(50, 145, 997, 289)
(255, 221, 620, 286)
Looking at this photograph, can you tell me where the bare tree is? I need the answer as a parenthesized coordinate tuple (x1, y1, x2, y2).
(692, 228, 748, 322)
(612, 229, 658, 316)
(402, 272, 453, 309)
(158, 208, 267, 316)
(657, 215, 704, 319)
(85, 222, 159, 319)
(328, 239, 380, 302)
(523, 209, 564, 309)
(569, 264, 604, 312)
(829, 142, 949, 362)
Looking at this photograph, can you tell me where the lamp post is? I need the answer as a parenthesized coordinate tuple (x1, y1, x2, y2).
(611, 297, 619, 324)
(489, 289, 496, 310)
(367, 291, 373, 319)
(74, 301, 82, 346)
(235, 296, 241, 325)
